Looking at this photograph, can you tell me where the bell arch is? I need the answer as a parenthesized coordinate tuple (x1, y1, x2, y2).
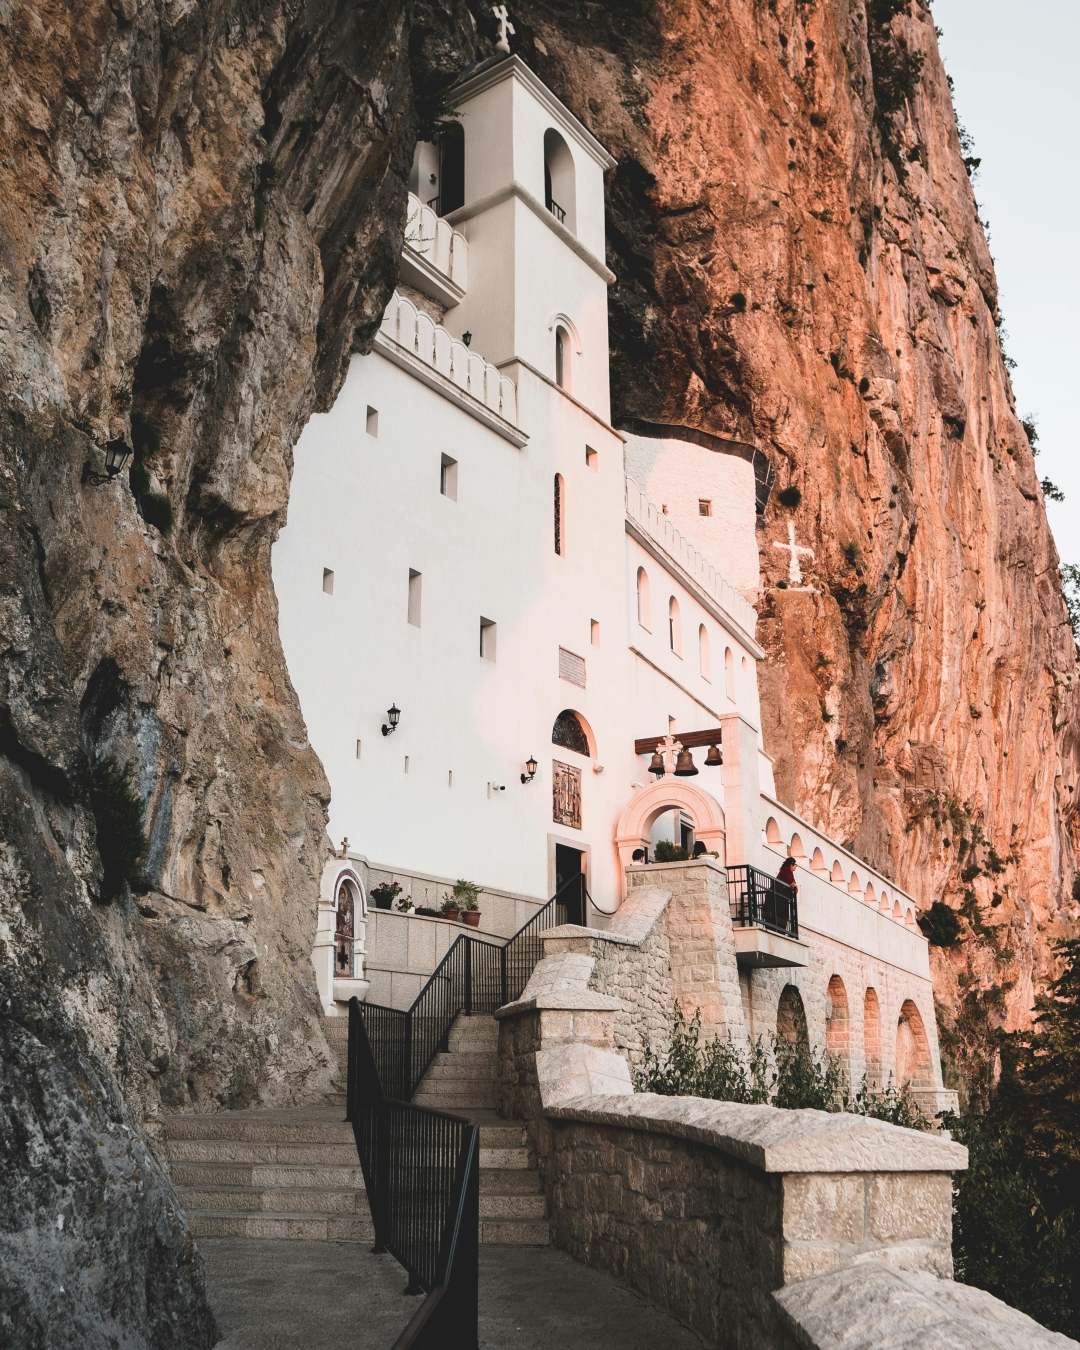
(614, 779, 725, 896)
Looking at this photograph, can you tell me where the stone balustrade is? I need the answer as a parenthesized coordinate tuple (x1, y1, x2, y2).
(404, 191, 468, 290)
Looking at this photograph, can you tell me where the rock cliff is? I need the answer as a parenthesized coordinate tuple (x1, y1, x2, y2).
(506, 0, 1080, 1099)
(1, 0, 1078, 1334)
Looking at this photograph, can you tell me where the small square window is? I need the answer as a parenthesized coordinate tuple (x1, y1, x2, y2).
(480, 617, 497, 661)
(585, 446, 598, 470)
(698, 499, 712, 517)
(322, 568, 335, 594)
(440, 454, 458, 500)
(366, 406, 379, 437)
(590, 619, 600, 646)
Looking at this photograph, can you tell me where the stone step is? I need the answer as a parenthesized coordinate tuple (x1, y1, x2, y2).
(429, 1050, 498, 1069)
(479, 1193, 546, 1220)
(480, 1219, 549, 1246)
(421, 1065, 498, 1085)
(479, 1147, 531, 1169)
(166, 1139, 358, 1166)
(176, 1185, 370, 1216)
(480, 1168, 543, 1195)
(169, 1161, 365, 1189)
(477, 1124, 526, 1148)
(163, 1114, 352, 1144)
(412, 1094, 497, 1112)
(187, 1211, 375, 1242)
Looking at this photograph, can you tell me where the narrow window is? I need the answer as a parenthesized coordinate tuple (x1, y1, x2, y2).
(480, 617, 497, 661)
(322, 568, 335, 594)
(555, 326, 571, 389)
(448, 770, 453, 787)
(585, 446, 598, 470)
(404, 755, 409, 774)
(668, 596, 682, 656)
(698, 499, 712, 516)
(366, 406, 378, 437)
(554, 474, 565, 555)
(699, 624, 711, 681)
(725, 647, 736, 700)
(590, 619, 600, 647)
(440, 453, 458, 500)
(668, 716, 677, 734)
(356, 739, 362, 759)
(408, 570, 422, 627)
(636, 567, 651, 631)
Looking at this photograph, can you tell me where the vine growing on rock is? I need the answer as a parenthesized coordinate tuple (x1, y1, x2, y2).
(867, 0, 925, 181)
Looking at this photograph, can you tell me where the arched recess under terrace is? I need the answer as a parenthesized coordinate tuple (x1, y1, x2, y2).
(825, 975, 850, 1082)
(864, 988, 882, 1089)
(776, 984, 810, 1049)
(896, 999, 933, 1088)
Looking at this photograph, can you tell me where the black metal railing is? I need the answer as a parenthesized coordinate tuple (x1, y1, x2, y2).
(727, 863, 799, 939)
(358, 877, 585, 1103)
(426, 193, 441, 213)
(347, 1000, 479, 1349)
(546, 195, 566, 224)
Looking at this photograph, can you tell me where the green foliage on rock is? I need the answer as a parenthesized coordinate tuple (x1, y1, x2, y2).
(88, 756, 147, 902)
(919, 899, 962, 947)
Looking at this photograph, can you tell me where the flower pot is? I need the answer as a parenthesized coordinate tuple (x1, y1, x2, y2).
(414, 907, 440, 918)
(372, 894, 394, 910)
(462, 910, 481, 927)
(442, 908, 460, 922)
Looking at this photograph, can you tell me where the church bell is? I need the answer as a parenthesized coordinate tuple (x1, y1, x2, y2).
(649, 750, 666, 778)
(705, 744, 723, 767)
(673, 748, 699, 777)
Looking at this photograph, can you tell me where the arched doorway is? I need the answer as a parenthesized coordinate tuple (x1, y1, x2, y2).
(777, 984, 810, 1048)
(895, 999, 933, 1088)
(864, 987, 882, 1089)
(826, 975, 850, 1081)
(614, 778, 725, 897)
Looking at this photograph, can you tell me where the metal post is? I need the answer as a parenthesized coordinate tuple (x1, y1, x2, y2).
(404, 1012, 413, 1101)
(464, 938, 473, 1016)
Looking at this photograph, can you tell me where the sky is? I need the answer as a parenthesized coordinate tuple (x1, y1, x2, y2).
(931, 0, 1079, 566)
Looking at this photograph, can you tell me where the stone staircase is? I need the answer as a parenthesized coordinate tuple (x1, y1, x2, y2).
(163, 1011, 547, 1246)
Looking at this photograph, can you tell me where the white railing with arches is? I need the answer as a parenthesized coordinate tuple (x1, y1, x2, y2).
(625, 479, 758, 638)
(404, 192, 468, 290)
(379, 291, 519, 427)
(759, 797, 929, 979)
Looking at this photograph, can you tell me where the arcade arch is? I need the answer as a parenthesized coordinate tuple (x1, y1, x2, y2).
(615, 779, 725, 895)
(825, 975, 850, 1080)
(896, 999, 932, 1087)
(863, 987, 882, 1089)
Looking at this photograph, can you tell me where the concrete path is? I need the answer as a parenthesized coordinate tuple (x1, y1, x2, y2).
(201, 1239, 708, 1349)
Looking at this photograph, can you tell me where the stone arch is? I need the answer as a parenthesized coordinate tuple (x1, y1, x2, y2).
(826, 975, 850, 1079)
(777, 984, 810, 1048)
(615, 779, 725, 895)
(789, 832, 806, 861)
(864, 882, 876, 906)
(896, 999, 933, 1087)
(552, 709, 594, 757)
(878, 890, 891, 912)
(766, 817, 783, 847)
(848, 870, 862, 895)
(892, 900, 903, 920)
(863, 987, 882, 1089)
(810, 847, 826, 873)
(831, 860, 845, 884)
(905, 907, 916, 926)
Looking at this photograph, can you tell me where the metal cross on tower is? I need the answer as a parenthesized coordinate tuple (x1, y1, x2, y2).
(492, 4, 515, 53)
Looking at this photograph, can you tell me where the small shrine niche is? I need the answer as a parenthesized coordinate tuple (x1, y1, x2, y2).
(335, 880, 355, 977)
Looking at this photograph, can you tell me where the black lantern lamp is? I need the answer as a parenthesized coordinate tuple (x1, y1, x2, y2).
(462, 331, 472, 347)
(520, 755, 538, 784)
(83, 437, 133, 487)
(648, 750, 666, 779)
(673, 748, 699, 777)
(705, 744, 723, 767)
(381, 704, 401, 736)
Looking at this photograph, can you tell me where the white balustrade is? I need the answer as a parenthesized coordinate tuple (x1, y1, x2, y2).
(404, 192, 468, 290)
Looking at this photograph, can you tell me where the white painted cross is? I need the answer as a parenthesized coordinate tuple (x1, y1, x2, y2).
(773, 520, 815, 586)
(492, 5, 515, 53)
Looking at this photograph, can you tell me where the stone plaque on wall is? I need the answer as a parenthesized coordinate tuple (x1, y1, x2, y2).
(552, 760, 582, 829)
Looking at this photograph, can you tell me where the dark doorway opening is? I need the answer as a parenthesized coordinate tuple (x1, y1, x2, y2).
(554, 844, 586, 926)
(438, 124, 465, 215)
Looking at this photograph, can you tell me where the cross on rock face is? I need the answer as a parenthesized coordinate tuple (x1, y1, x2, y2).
(772, 520, 815, 586)
(492, 5, 515, 53)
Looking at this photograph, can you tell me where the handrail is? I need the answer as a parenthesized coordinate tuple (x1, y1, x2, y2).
(357, 876, 588, 1101)
(727, 863, 799, 939)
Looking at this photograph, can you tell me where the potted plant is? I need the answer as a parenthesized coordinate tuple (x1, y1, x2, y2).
(396, 894, 414, 914)
(440, 895, 460, 922)
(448, 879, 482, 926)
(371, 882, 402, 910)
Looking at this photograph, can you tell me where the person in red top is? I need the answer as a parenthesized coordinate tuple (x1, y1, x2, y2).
(777, 856, 798, 893)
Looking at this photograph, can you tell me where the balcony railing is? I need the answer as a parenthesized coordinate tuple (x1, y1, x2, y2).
(727, 863, 799, 940)
(406, 192, 467, 290)
(546, 195, 566, 224)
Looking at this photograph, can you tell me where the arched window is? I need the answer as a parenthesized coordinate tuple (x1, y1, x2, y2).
(555, 325, 571, 389)
(636, 567, 651, 631)
(698, 625, 710, 681)
(553, 474, 565, 555)
(552, 709, 590, 756)
(864, 988, 882, 1089)
(335, 881, 356, 977)
(436, 122, 464, 215)
(725, 647, 735, 700)
(543, 128, 576, 232)
(668, 597, 682, 655)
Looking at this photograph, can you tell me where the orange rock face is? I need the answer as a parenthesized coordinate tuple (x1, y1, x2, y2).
(516, 0, 1080, 1094)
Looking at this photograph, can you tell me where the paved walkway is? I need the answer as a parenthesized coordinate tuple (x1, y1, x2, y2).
(201, 1239, 708, 1349)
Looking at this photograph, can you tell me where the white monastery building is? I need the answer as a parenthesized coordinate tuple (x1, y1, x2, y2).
(273, 55, 956, 1110)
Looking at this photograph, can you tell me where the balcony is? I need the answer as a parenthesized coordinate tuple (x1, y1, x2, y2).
(727, 863, 809, 969)
(400, 192, 468, 308)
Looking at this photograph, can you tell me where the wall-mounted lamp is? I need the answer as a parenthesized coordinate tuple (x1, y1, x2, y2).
(520, 755, 538, 784)
(705, 744, 723, 767)
(82, 437, 133, 487)
(648, 750, 666, 779)
(381, 704, 401, 736)
(462, 331, 472, 347)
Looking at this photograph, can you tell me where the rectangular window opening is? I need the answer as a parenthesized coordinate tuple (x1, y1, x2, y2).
(699, 499, 712, 517)
(480, 617, 497, 661)
(404, 755, 410, 774)
(585, 446, 598, 470)
(448, 770, 453, 788)
(355, 739, 362, 760)
(440, 453, 458, 500)
(322, 568, 335, 594)
(408, 569, 422, 627)
(366, 406, 379, 437)
(590, 619, 600, 647)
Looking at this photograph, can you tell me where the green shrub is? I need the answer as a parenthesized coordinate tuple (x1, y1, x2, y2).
(89, 756, 147, 902)
(140, 491, 174, 536)
(919, 900, 962, 947)
(653, 840, 689, 862)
